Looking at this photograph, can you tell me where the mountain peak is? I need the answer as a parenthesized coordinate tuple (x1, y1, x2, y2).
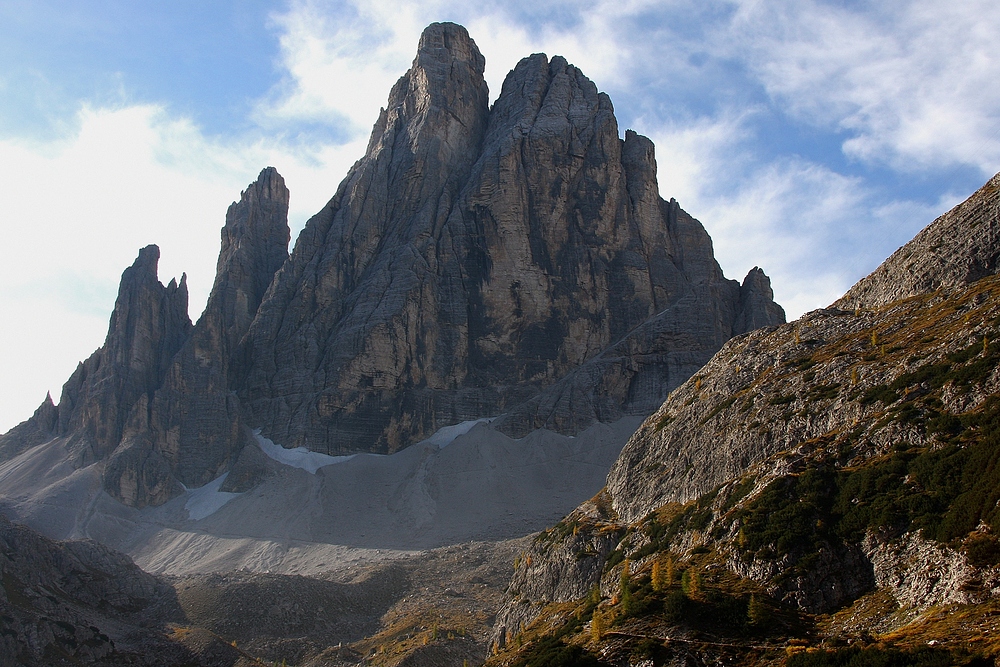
(416, 22, 485, 74)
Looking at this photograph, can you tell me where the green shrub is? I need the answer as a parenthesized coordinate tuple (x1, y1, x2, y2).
(513, 637, 609, 667)
(737, 395, 1000, 560)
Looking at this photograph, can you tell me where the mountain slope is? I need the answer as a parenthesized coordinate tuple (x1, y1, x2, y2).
(0, 513, 265, 667)
(488, 170, 1000, 666)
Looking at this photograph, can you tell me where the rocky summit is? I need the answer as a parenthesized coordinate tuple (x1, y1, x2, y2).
(0, 22, 782, 509)
(237, 24, 782, 455)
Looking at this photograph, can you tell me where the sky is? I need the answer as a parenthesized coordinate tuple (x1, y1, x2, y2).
(1, 0, 999, 433)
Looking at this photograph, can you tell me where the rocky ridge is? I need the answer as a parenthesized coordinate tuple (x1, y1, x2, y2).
(0, 168, 289, 511)
(837, 171, 1000, 310)
(0, 22, 782, 509)
(487, 170, 1000, 666)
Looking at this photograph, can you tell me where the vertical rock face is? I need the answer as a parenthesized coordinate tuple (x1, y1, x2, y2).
(240, 22, 492, 453)
(56, 246, 192, 462)
(105, 168, 290, 506)
(207, 166, 291, 349)
(0, 168, 291, 509)
(735, 266, 785, 333)
(239, 25, 785, 455)
(0, 22, 784, 507)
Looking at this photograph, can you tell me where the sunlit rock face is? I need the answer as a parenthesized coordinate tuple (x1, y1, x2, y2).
(237, 22, 784, 455)
(0, 23, 783, 508)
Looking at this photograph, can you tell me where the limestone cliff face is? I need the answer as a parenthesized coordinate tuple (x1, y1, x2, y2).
(31, 247, 193, 464)
(0, 168, 290, 508)
(239, 24, 784, 454)
(239, 23, 492, 454)
(104, 168, 290, 506)
(0, 22, 784, 506)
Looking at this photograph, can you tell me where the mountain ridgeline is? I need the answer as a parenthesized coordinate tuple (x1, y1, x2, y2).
(0, 23, 783, 508)
(488, 173, 1000, 666)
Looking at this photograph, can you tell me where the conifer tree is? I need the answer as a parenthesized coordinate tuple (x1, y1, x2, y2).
(747, 593, 769, 626)
(591, 609, 604, 642)
(681, 567, 701, 599)
(652, 559, 663, 592)
(620, 559, 634, 614)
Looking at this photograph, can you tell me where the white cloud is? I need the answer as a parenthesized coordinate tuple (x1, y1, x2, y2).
(726, 0, 1000, 174)
(259, 0, 659, 121)
(644, 113, 958, 319)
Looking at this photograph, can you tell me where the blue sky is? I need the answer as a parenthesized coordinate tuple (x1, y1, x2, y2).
(2, 0, 999, 433)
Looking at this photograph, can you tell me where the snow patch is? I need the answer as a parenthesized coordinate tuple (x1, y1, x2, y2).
(254, 430, 356, 474)
(184, 473, 240, 521)
(419, 418, 496, 448)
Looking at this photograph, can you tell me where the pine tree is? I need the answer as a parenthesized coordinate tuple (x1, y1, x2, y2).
(665, 555, 675, 587)
(591, 609, 604, 642)
(747, 593, 769, 626)
(651, 559, 663, 592)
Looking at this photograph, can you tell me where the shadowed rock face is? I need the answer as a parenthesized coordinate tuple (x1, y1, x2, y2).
(0, 23, 784, 507)
(104, 168, 291, 506)
(53, 246, 191, 463)
(0, 513, 186, 665)
(237, 24, 785, 454)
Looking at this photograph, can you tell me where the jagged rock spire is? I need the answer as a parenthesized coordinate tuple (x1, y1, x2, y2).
(55, 245, 191, 461)
(238, 28, 785, 454)
(104, 168, 291, 506)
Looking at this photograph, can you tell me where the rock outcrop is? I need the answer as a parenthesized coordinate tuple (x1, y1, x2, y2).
(237, 24, 784, 454)
(0, 393, 58, 462)
(837, 171, 1000, 310)
(0, 513, 187, 665)
(2, 246, 193, 469)
(0, 22, 783, 507)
